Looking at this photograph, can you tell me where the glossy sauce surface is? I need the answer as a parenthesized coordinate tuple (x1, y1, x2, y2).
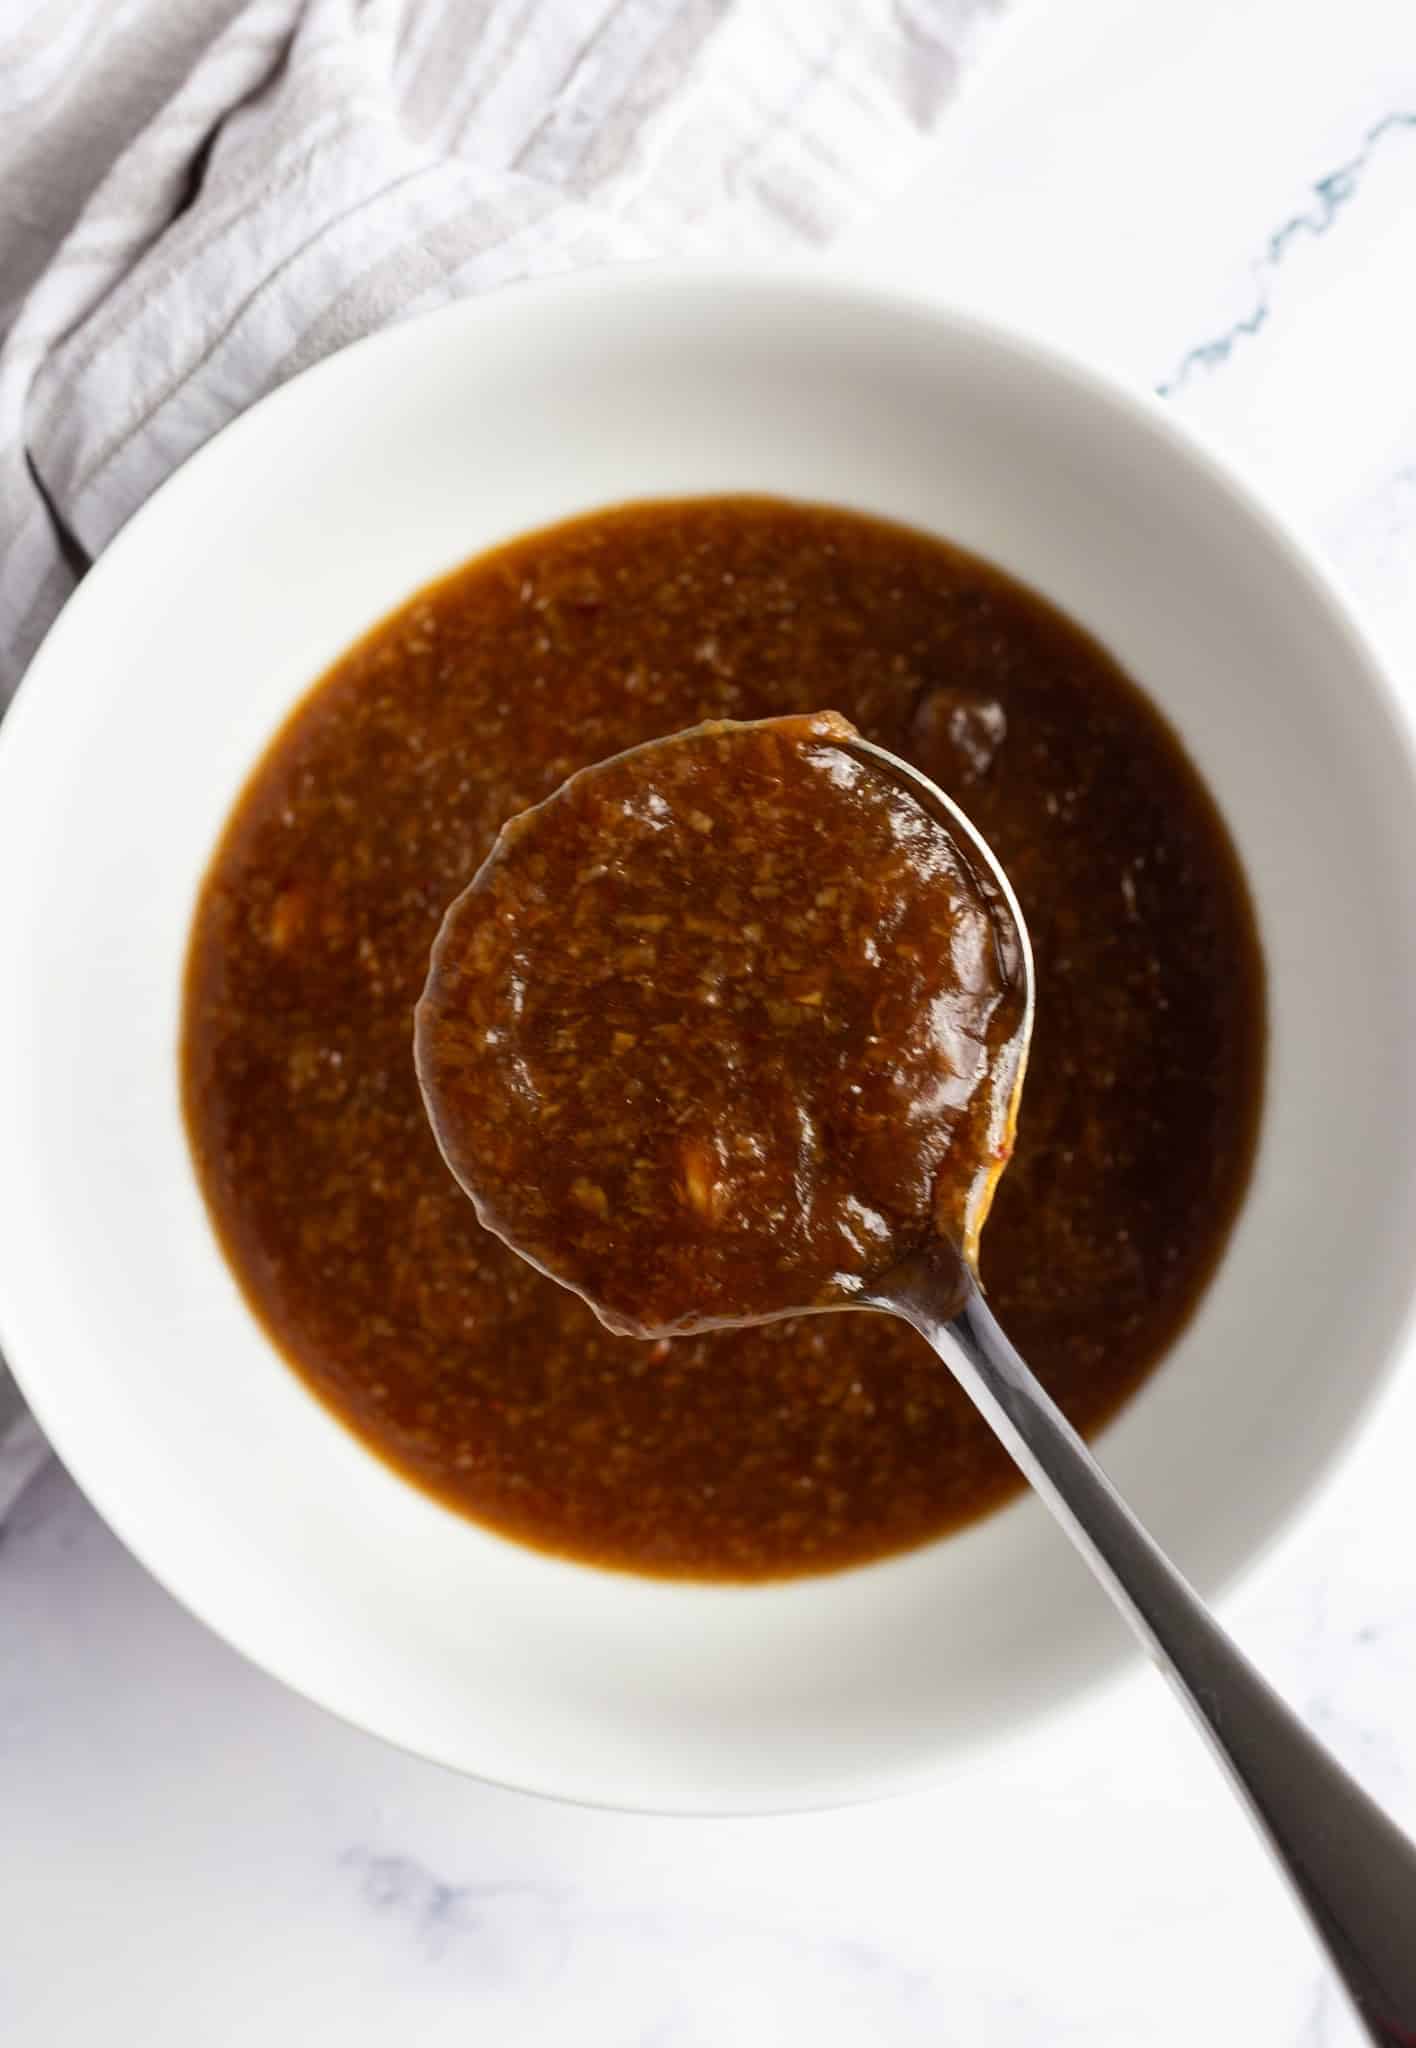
(182, 498, 1265, 1578)
(415, 712, 1029, 1337)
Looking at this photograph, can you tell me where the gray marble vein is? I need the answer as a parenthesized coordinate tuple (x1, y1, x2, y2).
(1156, 109, 1416, 397)
(334, 1845, 1052, 2043)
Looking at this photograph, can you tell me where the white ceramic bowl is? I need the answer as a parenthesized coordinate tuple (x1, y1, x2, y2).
(3, 268, 1416, 1814)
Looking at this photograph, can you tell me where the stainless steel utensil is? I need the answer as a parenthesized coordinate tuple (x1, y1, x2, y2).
(846, 734, 1416, 2048)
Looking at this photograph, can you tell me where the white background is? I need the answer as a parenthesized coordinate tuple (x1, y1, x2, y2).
(5, 2, 1416, 2041)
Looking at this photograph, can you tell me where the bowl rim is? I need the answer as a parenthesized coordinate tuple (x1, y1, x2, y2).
(4, 256, 1416, 1813)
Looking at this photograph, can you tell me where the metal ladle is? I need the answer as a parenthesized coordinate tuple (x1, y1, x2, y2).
(843, 734, 1416, 2047)
(419, 720, 1416, 2035)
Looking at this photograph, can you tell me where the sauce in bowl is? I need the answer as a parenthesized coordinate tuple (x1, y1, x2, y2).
(182, 497, 1264, 1578)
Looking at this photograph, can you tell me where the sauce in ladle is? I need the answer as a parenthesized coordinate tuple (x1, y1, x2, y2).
(415, 714, 1030, 1338)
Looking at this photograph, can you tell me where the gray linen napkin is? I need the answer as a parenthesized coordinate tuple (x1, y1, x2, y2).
(0, 0, 1003, 1517)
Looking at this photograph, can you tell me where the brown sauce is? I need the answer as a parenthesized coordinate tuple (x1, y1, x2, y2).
(182, 498, 1265, 1579)
(414, 712, 1029, 1337)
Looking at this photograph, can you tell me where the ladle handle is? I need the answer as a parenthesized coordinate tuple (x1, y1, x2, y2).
(885, 1260, 1416, 2046)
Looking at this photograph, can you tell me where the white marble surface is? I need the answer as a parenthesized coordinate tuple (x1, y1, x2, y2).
(5, 2, 1416, 2040)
